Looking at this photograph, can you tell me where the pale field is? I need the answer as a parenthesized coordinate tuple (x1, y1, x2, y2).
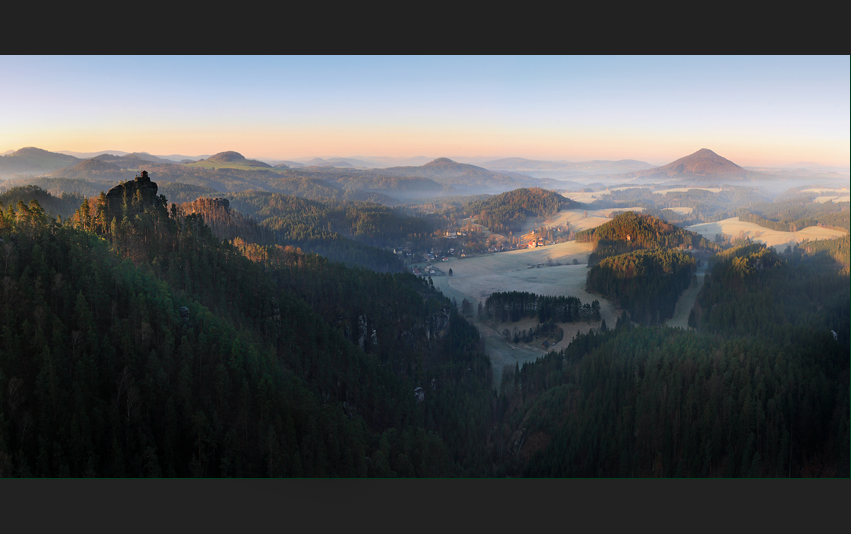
(814, 196, 851, 203)
(560, 191, 607, 204)
(664, 207, 694, 215)
(518, 207, 646, 235)
(427, 241, 622, 388)
(653, 187, 723, 195)
(608, 186, 647, 191)
(801, 188, 849, 193)
(686, 217, 848, 252)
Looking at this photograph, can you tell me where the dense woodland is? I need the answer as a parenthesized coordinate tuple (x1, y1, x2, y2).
(0, 176, 847, 477)
(490, 241, 848, 477)
(576, 211, 717, 265)
(587, 248, 697, 325)
(484, 291, 601, 324)
(177, 195, 408, 273)
(0, 185, 85, 221)
(0, 189, 495, 476)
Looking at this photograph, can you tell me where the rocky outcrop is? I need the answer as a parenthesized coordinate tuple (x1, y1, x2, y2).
(105, 170, 158, 218)
(184, 197, 230, 213)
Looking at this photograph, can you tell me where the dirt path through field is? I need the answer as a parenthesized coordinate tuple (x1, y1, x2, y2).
(664, 265, 707, 330)
(426, 243, 622, 391)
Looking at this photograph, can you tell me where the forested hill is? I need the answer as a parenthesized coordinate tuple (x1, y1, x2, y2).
(461, 187, 582, 234)
(586, 248, 697, 325)
(0, 147, 80, 176)
(178, 194, 409, 273)
(222, 191, 434, 248)
(1, 185, 85, 220)
(0, 186, 497, 477)
(92, 163, 398, 205)
(576, 211, 717, 264)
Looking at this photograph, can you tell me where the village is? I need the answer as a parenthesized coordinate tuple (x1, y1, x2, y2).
(393, 221, 574, 279)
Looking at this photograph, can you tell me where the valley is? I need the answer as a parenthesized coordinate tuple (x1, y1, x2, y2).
(0, 144, 847, 479)
(2, 55, 848, 482)
(423, 242, 618, 387)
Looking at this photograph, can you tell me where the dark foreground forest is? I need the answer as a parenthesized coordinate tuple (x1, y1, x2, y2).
(0, 185, 847, 477)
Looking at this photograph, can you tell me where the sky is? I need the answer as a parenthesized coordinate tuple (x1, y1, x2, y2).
(1, 55, 848, 168)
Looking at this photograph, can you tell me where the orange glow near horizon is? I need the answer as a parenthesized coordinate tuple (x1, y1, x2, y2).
(2, 56, 847, 168)
(10, 129, 845, 169)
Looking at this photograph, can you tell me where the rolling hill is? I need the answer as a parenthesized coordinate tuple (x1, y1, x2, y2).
(376, 157, 537, 191)
(48, 158, 134, 182)
(190, 151, 273, 169)
(0, 147, 81, 177)
(630, 148, 755, 181)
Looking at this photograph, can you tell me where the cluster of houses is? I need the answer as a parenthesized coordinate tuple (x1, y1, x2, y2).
(517, 238, 544, 250)
(412, 263, 442, 276)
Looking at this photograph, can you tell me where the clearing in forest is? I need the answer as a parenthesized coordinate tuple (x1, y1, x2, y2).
(427, 241, 620, 388)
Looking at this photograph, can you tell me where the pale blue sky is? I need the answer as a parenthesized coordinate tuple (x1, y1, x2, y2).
(1, 55, 848, 166)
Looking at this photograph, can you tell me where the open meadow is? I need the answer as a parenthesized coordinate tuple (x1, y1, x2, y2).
(813, 195, 851, 203)
(686, 217, 848, 251)
(518, 206, 646, 235)
(427, 240, 622, 387)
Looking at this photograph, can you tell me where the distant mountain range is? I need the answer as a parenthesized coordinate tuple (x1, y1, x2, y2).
(0, 147, 81, 176)
(5, 146, 846, 195)
(48, 157, 136, 182)
(56, 150, 206, 163)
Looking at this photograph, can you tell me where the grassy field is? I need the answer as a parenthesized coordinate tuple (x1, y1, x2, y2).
(425, 240, 620, 388)
(664, 206, 694, 215)
(686, 217, 848, 251)
(516, 207, 646, 236)
(801, 187, 849, 193)
(813, 195, 851, 203)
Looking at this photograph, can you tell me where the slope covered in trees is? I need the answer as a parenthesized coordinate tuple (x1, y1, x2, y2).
(461, 187, 581, 235)
(1, 185, 85, 220)
(495, 323, 847, 478)
(0, 186, 496, 477)
(177, 191, 434, 272)
(692, 242, 848, 343)
(586, 248, 697, 325)
(576, 211, 717, 264)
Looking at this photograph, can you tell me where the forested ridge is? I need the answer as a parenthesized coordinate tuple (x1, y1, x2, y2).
(0, 187, 495, 476)
(177, 195, 408, 273)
